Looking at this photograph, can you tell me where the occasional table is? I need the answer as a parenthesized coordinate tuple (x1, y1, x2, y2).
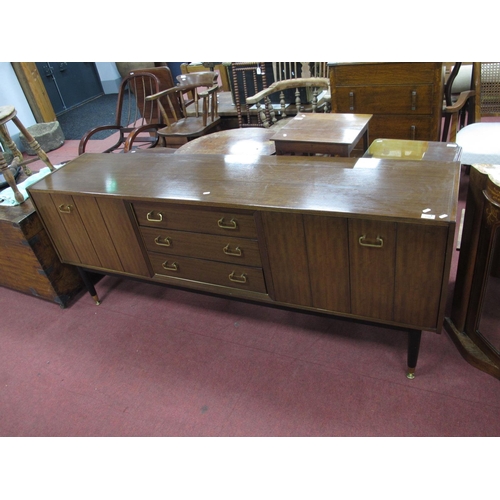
(174, 127, 276, 155)
(270, 113, 372, 156)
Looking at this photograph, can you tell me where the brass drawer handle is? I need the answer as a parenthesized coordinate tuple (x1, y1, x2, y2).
(359, 235, 384, 248)
(228, 271, 247, 283)
(223, 244, 242, 257)
(58, 204, 73, 214)
(218, 217, 237, 230)
(161, 261, 178, 271)
(147, 211, 163, 222)
(155, 236, 171, 247)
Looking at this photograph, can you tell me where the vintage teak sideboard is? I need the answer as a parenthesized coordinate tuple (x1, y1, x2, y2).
(28, 153, 460, 378)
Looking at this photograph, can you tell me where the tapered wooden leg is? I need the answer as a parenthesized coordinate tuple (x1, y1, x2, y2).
(407, 329, 422, 379)
(77, 267, 101, 305)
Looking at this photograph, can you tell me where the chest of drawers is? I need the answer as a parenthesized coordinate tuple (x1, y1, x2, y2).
(329, 62, 444, 141)
(28, 153, 460, 377)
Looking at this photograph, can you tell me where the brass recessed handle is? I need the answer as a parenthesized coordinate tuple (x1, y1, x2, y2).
(161, 261, 178, 271)
(155, 236, 171, 247)
(228, 271, 247, 283)
(218, 217, 237, 230)
(358, 235, 384, 248)
(58, 204, 73, 213)
(147, 211, 163, 222)
(223, 244, 242, 257)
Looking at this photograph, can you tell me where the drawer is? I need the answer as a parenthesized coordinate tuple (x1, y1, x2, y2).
(133, 202, 258, 238)
(368, 115, 435, 141)
(332, 63, 440, 86)
(335, 85, 434, 115)
(148, 252, 267, 293)
(140, 227, 262, 266)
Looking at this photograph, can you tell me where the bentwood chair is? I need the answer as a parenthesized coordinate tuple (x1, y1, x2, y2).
(78, 67, 176, 154)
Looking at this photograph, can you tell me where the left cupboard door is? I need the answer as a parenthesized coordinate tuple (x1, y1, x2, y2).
(31, 193, 151, 277)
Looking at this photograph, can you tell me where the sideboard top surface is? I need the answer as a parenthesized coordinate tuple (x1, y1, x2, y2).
(28, 153, 460, 223)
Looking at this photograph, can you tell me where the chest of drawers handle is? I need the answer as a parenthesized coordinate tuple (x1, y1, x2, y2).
(147, 211, 163, 222)
(162, 261, 178, 271)
(223, 244, 242, 257)
(411, 90, 417, 111)
(349, 91, 355, 111)
(218, 217, 238, 230)
(155, 236, 171, 247)
(58, 204, 73, 214)
(228, 271, 247, 283)
(359, 235, 384, 248)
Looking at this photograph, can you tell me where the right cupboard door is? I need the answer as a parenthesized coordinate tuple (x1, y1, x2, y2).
(393, 223, 449, 329)
(349, 219, 449, 329)
(349, 219, 396, 322)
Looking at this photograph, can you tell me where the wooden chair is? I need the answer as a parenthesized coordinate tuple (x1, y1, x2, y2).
(441, 63, 476, 142)
(145, 72, 220, 147)
(230, 62, 270, 128)
(180, 62, 231, 91)
(175, 72, 219, 115)
(78, 67, 176, 154)
(231, 62, 331, 129)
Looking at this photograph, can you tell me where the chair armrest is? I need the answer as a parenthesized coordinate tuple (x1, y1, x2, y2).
(246, 77, 330, 105)
(123, 124, 164, 152)
(78, 125, 122, 154)
(146, 84, 199, 101)
(444, 90, 476, 113)
(197, 84, 219, 98)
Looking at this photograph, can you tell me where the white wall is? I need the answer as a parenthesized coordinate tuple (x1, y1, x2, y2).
(96, 62, 121, 94)
(0, 62, 36, 144)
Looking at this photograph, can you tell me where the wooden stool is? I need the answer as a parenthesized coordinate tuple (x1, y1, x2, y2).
(0, 105, 55, 203)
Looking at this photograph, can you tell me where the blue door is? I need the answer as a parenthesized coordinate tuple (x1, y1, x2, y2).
(36, 62, 104, 115)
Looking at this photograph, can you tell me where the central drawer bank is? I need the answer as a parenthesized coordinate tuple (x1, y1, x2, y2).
(28, 153, 461, 378)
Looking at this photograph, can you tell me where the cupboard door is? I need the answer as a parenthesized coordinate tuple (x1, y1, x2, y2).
(349, 219, 396, 321)
(394, 224, 448, 328)
(304, 215, 350, 313)
(30, 192, 80, 264)
(72, 196, 124, 271)
(50, 193, 102, 268)
(97, 198, 150, 277)
(260, 212, 312, 306)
